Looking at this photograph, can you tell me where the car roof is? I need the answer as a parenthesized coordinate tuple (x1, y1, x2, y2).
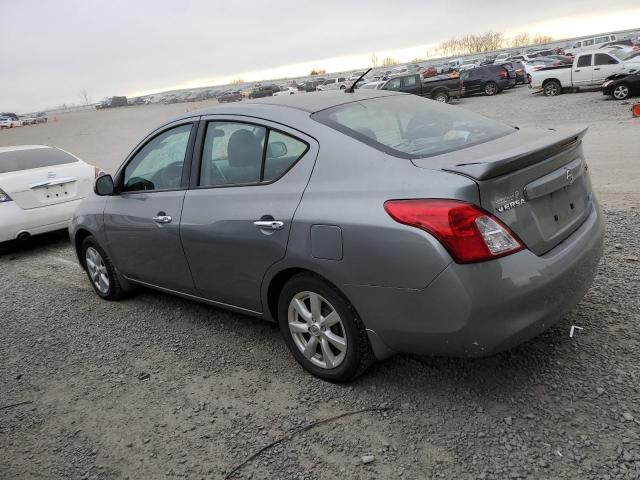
(181, 90, 402, 118)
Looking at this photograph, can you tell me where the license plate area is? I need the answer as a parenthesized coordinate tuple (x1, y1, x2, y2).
(530, 180, 590, 241)
(34, 182, 77, 204)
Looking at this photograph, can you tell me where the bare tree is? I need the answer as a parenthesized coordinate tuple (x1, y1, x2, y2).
(370, 53, 379, 67)
(531, 33, 554, 45)
(510, 33, 531, 48)
(382, 57, 399, 67)
(231, 78, 244, 85)
(309, 68, 326, 76)
(79, 89, 91, 105)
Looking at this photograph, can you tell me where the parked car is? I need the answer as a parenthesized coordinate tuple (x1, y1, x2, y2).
(358, 81, 385, 90)
(0, 117, 21, 128)
(602, 71, 640, 100)
(381, 73, 462, 102)
(510, 61, 527, 84)
(0, 145, 98, 243)
(71, 90, 603, 382)
(566, 34, 618, 55)
(530, 50, 640, 96)
(316, 77, 348, 91)
(524, 58, 564, 83)
(217, 90, 243, 103)
(249, 85, 281, 98)
(460, 64, 511, 96)
(298, 79, 323, 92)
(273, 87, 298, 96)
(96, 96, 128, 109)
(493, 53, 511, 64)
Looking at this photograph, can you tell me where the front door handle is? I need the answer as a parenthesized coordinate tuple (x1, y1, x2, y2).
(253, 220, 284, 231)
(594, 67, 600, 70)
(152, 213, 172, 224)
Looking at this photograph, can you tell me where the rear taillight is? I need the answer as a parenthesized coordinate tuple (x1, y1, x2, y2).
(94, 167, 105, 178)
(384, 199, 524, 263)
(0, 188, 12, 202)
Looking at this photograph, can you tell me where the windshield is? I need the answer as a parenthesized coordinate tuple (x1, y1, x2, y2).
(312, 95, 514, 159)
(610, 49, 640, 61)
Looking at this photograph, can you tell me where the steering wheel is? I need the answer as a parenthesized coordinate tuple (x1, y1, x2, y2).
(158, 162, 184, 188)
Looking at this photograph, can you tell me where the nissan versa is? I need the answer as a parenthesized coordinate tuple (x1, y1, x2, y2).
(70, 90, 604, 382)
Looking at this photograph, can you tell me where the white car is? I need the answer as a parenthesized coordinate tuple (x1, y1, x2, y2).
(493, 53, 511, 64)
(0, 117, 21, 128)
(530, 49, 640, 95)
(316, 76, 348, 91)
(358, 81, 385, 90)
(273, 87, 298, 96)
(0, 145, 98, 242)
(565, 33, 617, 56)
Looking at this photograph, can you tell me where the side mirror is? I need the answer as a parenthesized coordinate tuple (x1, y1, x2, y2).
(267, 141, 288, 158)
(95, 174, 115, 196)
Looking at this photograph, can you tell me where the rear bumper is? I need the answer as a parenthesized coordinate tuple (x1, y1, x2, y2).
(0, 199, 83, 242)
(346, 200, 604, 358)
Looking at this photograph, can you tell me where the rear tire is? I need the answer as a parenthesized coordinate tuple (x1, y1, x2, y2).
(433, 91, 449, 103)
(543, 80, 562, 96)
(277, 273, 375, 382)
(81, 236, 125, 300)
(611, 83, 630, 100)
(484, 81, 498, 96)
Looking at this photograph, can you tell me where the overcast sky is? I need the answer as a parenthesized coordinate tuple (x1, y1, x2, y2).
(1, 0, 639, 112)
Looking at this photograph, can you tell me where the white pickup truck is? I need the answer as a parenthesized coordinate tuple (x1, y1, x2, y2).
(530, 49, 640, 96)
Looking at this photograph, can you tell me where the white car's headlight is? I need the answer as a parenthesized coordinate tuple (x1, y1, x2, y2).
(0, 188, 12, 202)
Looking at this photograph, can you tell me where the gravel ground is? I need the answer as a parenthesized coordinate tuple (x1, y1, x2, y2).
(1, 86, 639, 479)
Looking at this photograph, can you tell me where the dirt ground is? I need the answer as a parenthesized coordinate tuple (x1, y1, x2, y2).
(1, 87, 639, 479)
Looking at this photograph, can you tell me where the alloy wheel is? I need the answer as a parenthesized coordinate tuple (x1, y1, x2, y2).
(85, 246, 110, 294)
(544, 83, 559, 96)
(287, 291, 347, 369)
(613, 85, 629, 100)
(485, 83, 497, 95)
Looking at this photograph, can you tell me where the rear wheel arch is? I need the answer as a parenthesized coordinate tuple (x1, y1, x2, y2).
(266, 267, 346, 322)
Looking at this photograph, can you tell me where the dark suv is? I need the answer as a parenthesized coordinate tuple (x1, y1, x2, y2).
(461, 65, 511, 96)
(249, 85, 281, 98)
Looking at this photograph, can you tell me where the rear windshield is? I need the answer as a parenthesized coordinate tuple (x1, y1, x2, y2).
(0, 148, 79, 174)
(312, 95, 514, 159)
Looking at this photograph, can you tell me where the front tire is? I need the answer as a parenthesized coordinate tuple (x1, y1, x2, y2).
(611, 83, 630, 100)
(277, 274, 375, 382)
(81, 236, 125, 300)
(484, 81, 498, 96)
(543, 80, 562, 96)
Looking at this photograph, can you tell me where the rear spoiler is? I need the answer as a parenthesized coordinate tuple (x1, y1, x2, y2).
(441, 126, 588, 180)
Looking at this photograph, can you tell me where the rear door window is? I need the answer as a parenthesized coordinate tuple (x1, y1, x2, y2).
(594, 53, 617, 65)
(199, 122, 308, 187)
(263, 131, 308, 182)
(0, 148, 79, 174)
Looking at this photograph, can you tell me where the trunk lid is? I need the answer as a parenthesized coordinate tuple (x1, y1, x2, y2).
(0, 147, 94, 210)
(411, 126, 593, 255)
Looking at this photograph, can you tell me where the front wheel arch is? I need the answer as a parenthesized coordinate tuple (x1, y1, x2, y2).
(74, 228, 93, 268)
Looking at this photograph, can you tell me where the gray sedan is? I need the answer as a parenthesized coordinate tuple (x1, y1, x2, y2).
(70, 90, 603, 382)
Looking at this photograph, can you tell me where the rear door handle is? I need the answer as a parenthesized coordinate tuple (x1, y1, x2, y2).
(253, 220, 284, 231)
(594, 67, 600, 70)
(152, 213, 172, 224)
